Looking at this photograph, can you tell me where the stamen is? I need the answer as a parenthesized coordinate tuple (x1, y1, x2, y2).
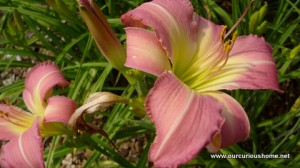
(224, 31, 239, 54)
(1, 98, 11, 106)
(209, 31, 238, 73)
(0, 106, 33, 129)
(183, 0, 253, 90)
(0, 99, 12, 120)
(0, 110, 9, 120)
(190, 31, 239, 89)
(220, 26, 228, 41)
(225, 0, 254, 39)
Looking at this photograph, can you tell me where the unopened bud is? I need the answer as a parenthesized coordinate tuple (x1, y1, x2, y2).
(290, 45, 300, 59)
(257, 20, 268, 35)
(249, 3, 268, 33)
(78, 0, 127, 71)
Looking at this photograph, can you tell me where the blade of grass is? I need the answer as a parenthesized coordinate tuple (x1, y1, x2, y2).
(45, 136, 61, 168)
(55, 31, 89, 64)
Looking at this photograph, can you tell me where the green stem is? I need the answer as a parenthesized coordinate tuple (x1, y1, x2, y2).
(122, 69, 148, 97)
(45, 136, 61, 168)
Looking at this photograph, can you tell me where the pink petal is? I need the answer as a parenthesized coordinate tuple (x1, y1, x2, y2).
(23, 62, 69, 114)
(121, 0, 197, 61)
(0, 104, 35, 140)
(191, 35, 281, 93)
(125, 27, 171, 76)
(146, 72, 224, 167)
(22, 90, 35, 114)
(44, 96, 77, 123)
(0, 118, 44, 168)
(206, 92, 250, 152)
(227, 36, 281, 90)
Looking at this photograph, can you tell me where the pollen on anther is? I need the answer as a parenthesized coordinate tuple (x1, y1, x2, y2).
(0, 110, 9, 119)
(220, 26, 228, 41)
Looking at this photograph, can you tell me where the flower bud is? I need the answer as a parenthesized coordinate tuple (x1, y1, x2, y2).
(290, 45, 300, 59)
(249, 3, 268, 33)
(257, 20, 268, 35)
(79, 0, 126, 71)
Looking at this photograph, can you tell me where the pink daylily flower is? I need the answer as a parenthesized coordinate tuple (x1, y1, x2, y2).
(0, 62, 77, 168)
(121, 0, 281, 167)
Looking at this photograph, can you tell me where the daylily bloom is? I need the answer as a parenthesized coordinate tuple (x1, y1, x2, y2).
(78, 0, 126, 71)
(121, 0, 281, 167)
(0, 62, 77, 168)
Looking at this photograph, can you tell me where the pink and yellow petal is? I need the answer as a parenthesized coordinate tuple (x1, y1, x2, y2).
(125, 27, 171, 76)
(44, 96, 77, 123)
(194, 17, 224, 57)
(206, 92, 250, 152)
(0, 104, 34, 140)
(146, 72, 224, 167)
(191, 35, 281, 93)
(176, 16, 224, 79)
(121, 0, 227, 79)
(121, 0, 197, 62)
(0, 118, 44, 168)
(23, 62, 69, 115)
(22, 90, 35, 113)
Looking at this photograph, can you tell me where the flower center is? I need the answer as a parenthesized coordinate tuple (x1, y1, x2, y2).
(179, 27, 238, 92)
(0, 105, 35, 134)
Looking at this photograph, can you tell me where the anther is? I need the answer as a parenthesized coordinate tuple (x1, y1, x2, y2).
(224, 30, 238, 54)
(2, 98, 11, 106)
(0, 110, 9, 119)
(220, 26, 228, 41)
